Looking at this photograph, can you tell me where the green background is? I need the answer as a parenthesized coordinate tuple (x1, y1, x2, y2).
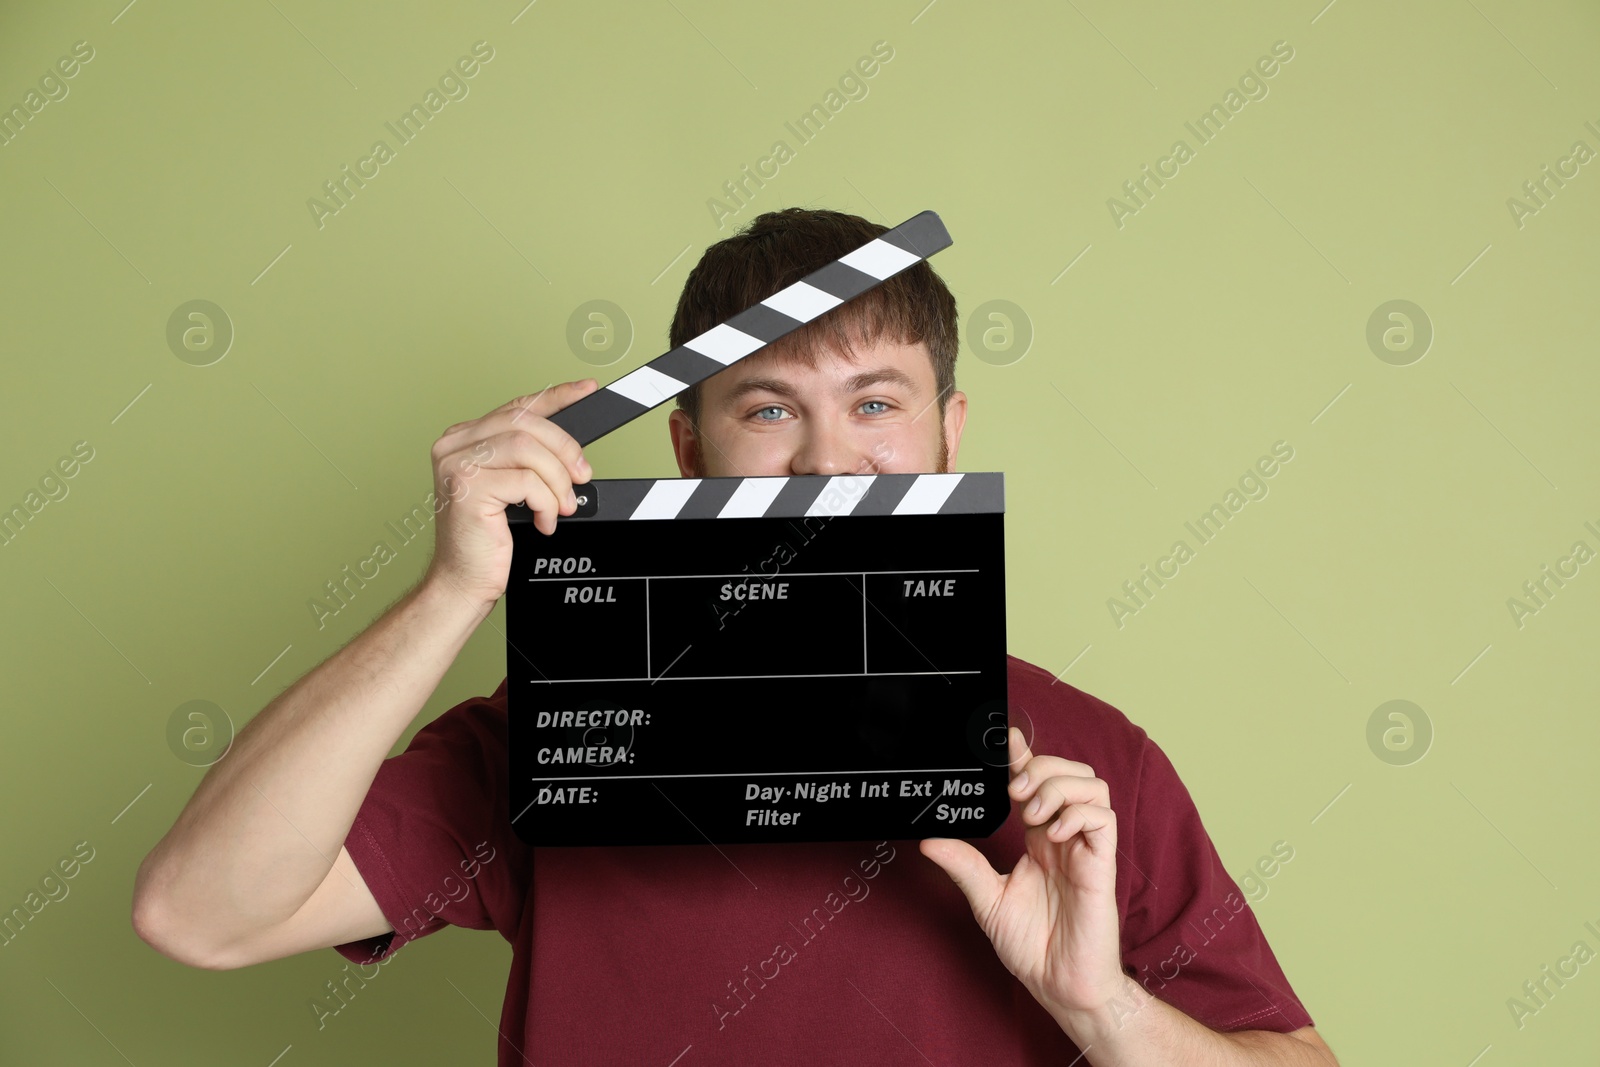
(2, 0, 1596, 1062)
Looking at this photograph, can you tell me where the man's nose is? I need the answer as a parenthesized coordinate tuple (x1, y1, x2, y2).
(788, 420, 862, 476)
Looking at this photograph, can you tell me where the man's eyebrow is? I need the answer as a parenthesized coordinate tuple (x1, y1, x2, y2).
(842, 367, 920, 395)
(720, 376, 799, 408)
(717, 367, 921, 409)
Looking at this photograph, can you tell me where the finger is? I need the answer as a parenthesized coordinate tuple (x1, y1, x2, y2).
(1019, 774, 1110, 826)
(436, 380, 598, 459)
(463, 430, 583, 511)
(453, 468, 563, 534)
(436, 413, 590, 486)
(1008, 753, 1097, 806)
(1040, 803, 1117, 852)
(449, 424, 589, 502)
(1008, 726, 1033, 779)
(510, 469, 565, 537)
(502, 378, 599, 423)
(918, 837, 1004, 922)
(437, 380, 589, 437)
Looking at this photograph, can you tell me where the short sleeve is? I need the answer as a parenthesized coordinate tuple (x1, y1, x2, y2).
(1117, 736, 1314, 1033)
(333, 678, 528, 966)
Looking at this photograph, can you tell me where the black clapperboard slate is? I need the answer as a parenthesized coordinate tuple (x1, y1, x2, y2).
(503, 211, 1010, 846)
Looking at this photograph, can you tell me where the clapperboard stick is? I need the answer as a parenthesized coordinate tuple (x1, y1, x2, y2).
(543, 210, 952, 449)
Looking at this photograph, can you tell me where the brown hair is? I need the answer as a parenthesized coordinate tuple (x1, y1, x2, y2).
(669, 207, 958, 429)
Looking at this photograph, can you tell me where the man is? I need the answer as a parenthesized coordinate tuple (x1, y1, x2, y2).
(133, 208, 1337, 1065)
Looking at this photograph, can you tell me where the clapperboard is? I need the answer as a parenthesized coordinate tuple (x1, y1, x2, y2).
(504, 210, 1010, 846)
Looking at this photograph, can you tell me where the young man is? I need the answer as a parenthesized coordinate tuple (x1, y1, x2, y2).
(133, 209, 1337, 1065)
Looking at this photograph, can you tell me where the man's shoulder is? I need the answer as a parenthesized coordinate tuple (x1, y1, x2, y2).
(404, 676, 512, 758)
(447, 676, 510, 719)
(1004, 653, 1151, 774)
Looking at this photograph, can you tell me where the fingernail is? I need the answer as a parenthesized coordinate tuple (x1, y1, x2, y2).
(1012, 772, 1028, 792)
(566, 488, 577, 509)
(1027, 797, 1041, 816)
(1048, 819, 1063, 835)
(578, 454, 592, 474)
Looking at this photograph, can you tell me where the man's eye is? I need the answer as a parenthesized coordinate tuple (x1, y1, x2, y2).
(754, 405, 787, 421)
(861, 400, 889, 415)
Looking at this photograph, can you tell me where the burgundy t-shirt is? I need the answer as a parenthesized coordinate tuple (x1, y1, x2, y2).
(336, 655, 1313, 1063)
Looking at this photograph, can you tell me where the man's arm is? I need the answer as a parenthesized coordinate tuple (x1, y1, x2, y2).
(1048, 980, 1339, 1065)
(131, 381, 597, 970)
(131, 578, 489, 969)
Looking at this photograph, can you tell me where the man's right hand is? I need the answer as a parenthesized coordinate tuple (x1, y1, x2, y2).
(423, 378, 599, 609)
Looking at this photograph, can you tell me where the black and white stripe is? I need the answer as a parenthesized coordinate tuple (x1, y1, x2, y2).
(507, 472, 1002, 523)
(548, 210, 953, 447)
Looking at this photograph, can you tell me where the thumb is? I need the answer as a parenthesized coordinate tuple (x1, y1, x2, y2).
(919, 837, 1003, 922)
(503, 378, 599, 421)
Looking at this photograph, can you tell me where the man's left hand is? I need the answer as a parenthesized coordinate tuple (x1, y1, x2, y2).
(920, 726, 1125, 1022)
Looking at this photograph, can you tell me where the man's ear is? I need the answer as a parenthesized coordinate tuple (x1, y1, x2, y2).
(667, 408, 702, 478)
(942, 389, 968, 471)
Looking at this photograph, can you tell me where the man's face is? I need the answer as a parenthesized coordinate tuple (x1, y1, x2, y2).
(667, 337, 967, 479)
